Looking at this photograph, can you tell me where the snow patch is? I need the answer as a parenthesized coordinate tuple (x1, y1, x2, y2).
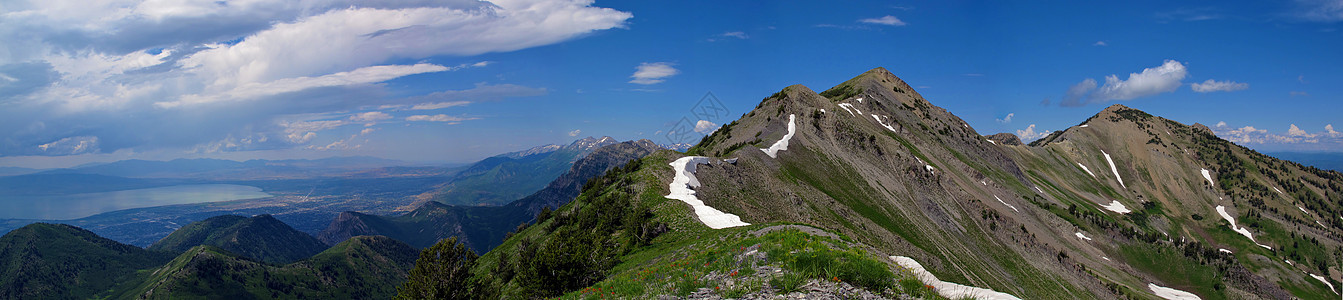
(995, 195, 1019, 212)
(1298, 206, 1309, 214)
(1310, 273, 1338, 294)
(1218, 249, 1232, 254)
(1149, 283, 1202, 300)
(759, 114, 796, 158)
(872, 114, 897, 132)
(1075, 232, 1093, 241)
(1078, 163, 1097, 178)
(819, 109, 825, 113)
(1272, 186, 1282, 194)
(1035, 186, 1045, 194)
(987, 139, 996, 145)
(1080, 124, 1090, 128)
(1101, 200, 1131, 214)
(1102, 150, 1125, 188)
(1102, 256, 1111, 261)
(925, 164, 935, 174)
(855, 97, 863, 103)
(665, 156, 751, 229)
(1216, 205, 1271, 250)
(837, 103, 860, 116)
(1200, 169, 1215, 187)
(890, 256, 1023, 300)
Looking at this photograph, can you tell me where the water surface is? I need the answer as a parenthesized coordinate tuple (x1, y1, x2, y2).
(0, 184, 271, 220)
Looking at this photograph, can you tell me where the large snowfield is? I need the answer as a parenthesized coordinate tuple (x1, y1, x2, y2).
(665, 156, 750, 229)
(889, 256, 1023, 300)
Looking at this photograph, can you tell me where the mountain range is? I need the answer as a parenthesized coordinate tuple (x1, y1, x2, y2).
(1, 67, 1339, 299)
(430, 136, 620, 206)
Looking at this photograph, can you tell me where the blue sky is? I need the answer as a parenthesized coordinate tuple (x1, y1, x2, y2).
(1, 0, 1340, 168)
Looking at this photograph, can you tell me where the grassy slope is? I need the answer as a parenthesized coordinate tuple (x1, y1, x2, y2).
(114, 236, 416, 299)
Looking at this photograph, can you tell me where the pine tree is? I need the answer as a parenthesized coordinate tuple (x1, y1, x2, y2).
(396, 237, 477, 300)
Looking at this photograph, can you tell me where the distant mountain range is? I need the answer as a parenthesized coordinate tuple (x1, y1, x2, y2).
(320, 139, 663, 253)
(429, 136, 620, 206)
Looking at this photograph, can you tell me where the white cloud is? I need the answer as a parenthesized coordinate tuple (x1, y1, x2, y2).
(859, 15, 906, 26)
(708, 31, 748, 41)
(1061, 60, 1188, 106)
(410, 101, 471, 110)
(1016, 124, 1051, 142)
(360, 128, 376, 135)
(1216, 121, 1228, 128)
(0, 0, 623, 157)
(406, 114, 476, 123)
(1213, 123, 1330, 145)
(180, 3, 630, 88)
(1327, 124, 1341, 137)
(161, 63, 451, 108)
(568, 129, 581, 137)
(996, 113, 1015, 123)
(1288, 124, 1315, 137)
(1295, 0, 1343, 22)
(1094, 41, 1108, 46)
(1190, 79, 1249, 93)
(629, 62, 679, 85)
(1091, 60, 1187, 101)
(350, 111, 393, 123)
(694, 120, 720, 134)
(37, 136, 100, 155)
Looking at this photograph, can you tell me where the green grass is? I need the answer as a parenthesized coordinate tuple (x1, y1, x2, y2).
(556, 227, 915, 299)
(1118, 243, 1225, 300)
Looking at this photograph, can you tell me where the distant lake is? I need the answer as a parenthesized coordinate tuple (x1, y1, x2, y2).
(0, 184, 272, 220)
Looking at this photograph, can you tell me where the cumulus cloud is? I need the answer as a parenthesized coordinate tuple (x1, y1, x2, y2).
(568, 129, 581, 137)
(1216, 121, 1228, 128)
(694, 120, 720, 134)
(1060, 60, 1188, 106)
(1091, 60, 1187, 101)
(1016, 124, 1051, 142)
(1287, 124, 1315, 137)
(1211, 122, 1341, 145)
(996, 113, 1015, 123)
(1190, 79, 1249, 93)
(629, 62, 679, 85)
(0, 0, 613, 157)
(859, 15, 907, 26)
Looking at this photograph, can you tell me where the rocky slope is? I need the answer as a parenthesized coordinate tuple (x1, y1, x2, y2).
(448, 67, 1341, 299)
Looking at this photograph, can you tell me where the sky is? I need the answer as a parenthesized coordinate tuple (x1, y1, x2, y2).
(0, 0, 1341, 168)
